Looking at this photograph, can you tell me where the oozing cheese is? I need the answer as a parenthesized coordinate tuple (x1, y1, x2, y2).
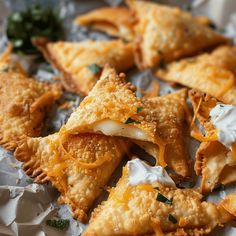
(93, 119, 149, 140)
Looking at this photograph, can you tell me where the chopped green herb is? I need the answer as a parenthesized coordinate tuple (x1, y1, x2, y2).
(213, 184, 225, 192)
(26, 179, 34, 184)
(182, 4, 191, 11)
(88, 63, 102, 75)
(125, 118, 141, 124)
(168, 214, 177, 224)
(156, 192, 173, 205)
(7, 5, 63, 54)
(159, 58, 166, 69)
(46, 219, 69, 230)
(137, 107, 143, 113)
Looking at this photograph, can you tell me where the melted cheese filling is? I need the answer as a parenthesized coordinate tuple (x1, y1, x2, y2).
(93, 119, 149, 141)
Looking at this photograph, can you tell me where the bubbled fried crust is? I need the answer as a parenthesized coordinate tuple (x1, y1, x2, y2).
(74, 7, 134, 41)
(0, 71, 60, 150)
(220, 193, 236, 217)
(127, 0, 227, 69)
(14, 132, 129, 223)
(34, 38, 134, 96)
(135, 89, 190, 177)
(157, 46, 236, 105)
(83, 169, 232, 236)
(64, 66, 160, 145)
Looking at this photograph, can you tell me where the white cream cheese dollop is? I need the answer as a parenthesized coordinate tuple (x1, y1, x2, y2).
(210, 104, 236, 149)
(127, 159, 176, 187)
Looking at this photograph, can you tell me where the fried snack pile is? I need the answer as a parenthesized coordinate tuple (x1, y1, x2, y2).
(0, 0, 235, 235)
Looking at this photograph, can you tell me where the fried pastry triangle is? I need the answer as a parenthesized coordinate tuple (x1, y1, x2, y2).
(134, 89, 190, 177)
(14, 133, 129, 222)
(34, 39, 134, 95)
(75, 7, 134, 41)
(157, 46, 236, 105)
(62, 66, 166, 165)
(189, 89, 236, 193)
(127, 0, 227, 68)
(83, 163, 235, 236)
(0, 71, 60, 150)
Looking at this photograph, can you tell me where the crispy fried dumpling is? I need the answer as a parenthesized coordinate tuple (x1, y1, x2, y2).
(189, 89, 236, 193)
(14, 133, 129, 222)
(34, 39, 134, 95)
(0, 71, 60, 150)
(157, 46, 236, 105)
(127, 0, 227, 68)
(83, 161, 234, 236)
(62, 66, 166, 165)
(75, 7, 134, 41)
(134, 89, 190, 177)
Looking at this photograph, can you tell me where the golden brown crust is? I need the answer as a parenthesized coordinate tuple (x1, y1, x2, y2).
(75, 7, 134, 41)
(34, 38, 134, 95)
(135, 89, 190, 177)
(158, 46, 236, 105)
(127, 0, 228, 69)
(63, 66, 163, 148)
(14, 133, 129, 222)
(220, 193, 236, 217)
(0, 71, 61, 150)
(83, 166, 234, 235)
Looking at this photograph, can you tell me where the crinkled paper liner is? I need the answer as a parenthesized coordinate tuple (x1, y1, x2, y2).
(0, 0, 236, 235)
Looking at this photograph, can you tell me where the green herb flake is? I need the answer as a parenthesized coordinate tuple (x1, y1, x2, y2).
(156, 192, 173, 205)
(46, 219, 69, 230)
(88, 64, 102, 75)
(168, 214, 177, 224)
(137, 107, 143, 113)
(124, 118, 141, 124)
(214, 184, 225, 192)
(159, 58, 166, 69)
(26, 179, 34, 184)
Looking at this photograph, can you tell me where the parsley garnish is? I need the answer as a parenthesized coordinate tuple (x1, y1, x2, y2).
(88, 64, 102, 75)
(156, 192, 173, 205)
(168, 214, 177, 224)
(7, 5, 63, 54)
(125, 118, 141, 124)
(137, 107, 143, 113)
(213, 184, 225, 192)
(26, 179, 34, 184)
(159, 58, 166, 69)
(46, 219, 69, 230)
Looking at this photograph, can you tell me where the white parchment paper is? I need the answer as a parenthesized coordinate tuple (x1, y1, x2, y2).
(0, 0, 236, 235)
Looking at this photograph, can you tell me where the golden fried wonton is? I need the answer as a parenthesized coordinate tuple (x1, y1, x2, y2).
(14, 133, 129, 222)
(0, 71, 60, 150)
(127, 0, 228, 69)
(189, 89, 236, 193)
(34, 39, 134, 96)
(157, 46, 236, 105)
(62, 66, 167, 166)
(83, 164, 235, 236)
(134, 89, 190, 177)
(75, 7, 134, 41)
